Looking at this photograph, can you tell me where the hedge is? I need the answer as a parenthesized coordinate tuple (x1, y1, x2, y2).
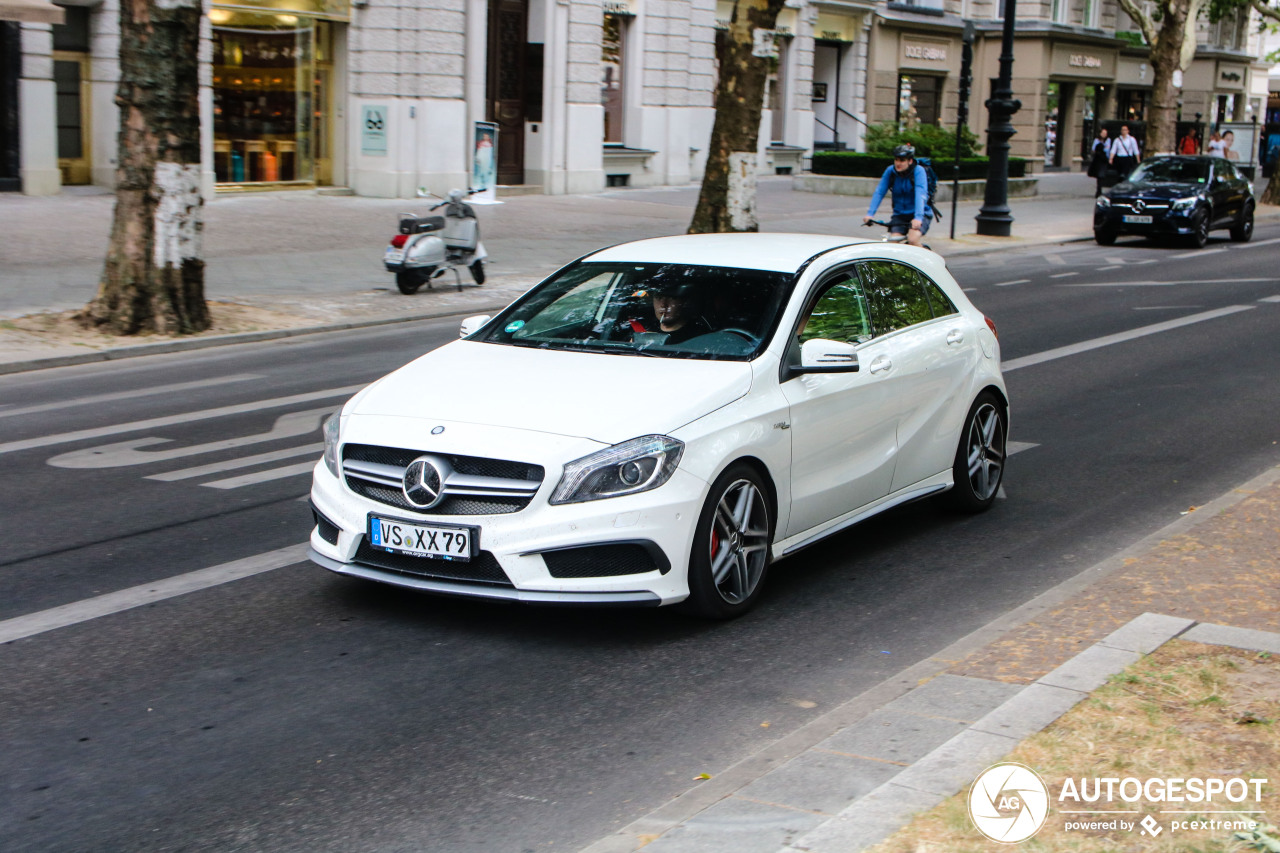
(811, 152, 1027, 180)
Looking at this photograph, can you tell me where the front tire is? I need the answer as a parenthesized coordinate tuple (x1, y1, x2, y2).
(1230, 204, 1254, 242)
(470, 259, 486, 284)
(946, 393, 1007, 513)
(1094, 229, 1117, 246)
(681, 464, 773, 619)
(1185, 209, 1209, 249)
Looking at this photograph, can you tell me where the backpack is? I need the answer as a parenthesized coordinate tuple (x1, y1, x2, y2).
(893, 158, 942, 221)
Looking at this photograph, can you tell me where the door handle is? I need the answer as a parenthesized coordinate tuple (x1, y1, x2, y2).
(869, 355, 892, 374)
(947, 329, 964, 345)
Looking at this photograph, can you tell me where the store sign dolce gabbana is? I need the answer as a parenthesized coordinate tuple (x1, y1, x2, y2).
(1050, 44, 1116, 79)
(900, 37, 955, 71)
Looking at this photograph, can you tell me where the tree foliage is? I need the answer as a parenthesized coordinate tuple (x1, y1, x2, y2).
(1113, 0, 1206, 157)
(862, 122, 982, 159)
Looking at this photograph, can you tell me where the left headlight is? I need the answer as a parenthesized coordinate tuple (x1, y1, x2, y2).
(1171, 196, 1198, 211)
(322, 412, 342, 477)
(550, 435, 685, 505)
(1096, 196, 1111, 209)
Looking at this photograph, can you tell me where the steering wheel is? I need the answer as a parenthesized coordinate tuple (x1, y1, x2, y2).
(719, 328, 758, 343)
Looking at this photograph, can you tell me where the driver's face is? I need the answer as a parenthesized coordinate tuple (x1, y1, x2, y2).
(894, 156, 912, 173)
(652, 293, 689, 329)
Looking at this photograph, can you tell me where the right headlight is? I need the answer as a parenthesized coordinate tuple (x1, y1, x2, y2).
(550, 435, 684, 505)
(322, 412, 342, 477)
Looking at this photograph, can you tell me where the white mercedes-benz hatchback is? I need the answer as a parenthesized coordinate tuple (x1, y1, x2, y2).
(309, 233, 1007, 618)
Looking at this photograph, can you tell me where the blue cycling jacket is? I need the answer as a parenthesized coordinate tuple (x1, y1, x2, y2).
(866, 164, 929, 221)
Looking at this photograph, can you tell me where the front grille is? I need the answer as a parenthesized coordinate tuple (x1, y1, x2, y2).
(342, 444, 544, 516)
(542, 543, 666, 578)
(354, 540, 513, 586)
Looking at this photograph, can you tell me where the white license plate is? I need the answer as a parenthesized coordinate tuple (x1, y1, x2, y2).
(1123, 215, 1153, 224)
(384, 247, 405, 263)
(369, 516, 474, 561)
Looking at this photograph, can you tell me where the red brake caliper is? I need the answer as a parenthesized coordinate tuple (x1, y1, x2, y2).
(710, 528, 720, 559)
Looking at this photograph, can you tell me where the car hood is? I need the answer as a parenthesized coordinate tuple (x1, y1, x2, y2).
(353, 340, 754, 445)
(1109, 181, 1204, 199)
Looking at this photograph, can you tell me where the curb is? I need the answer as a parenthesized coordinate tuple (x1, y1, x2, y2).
(779, 615, 1280, 853)
(577, 461, 1280, 853)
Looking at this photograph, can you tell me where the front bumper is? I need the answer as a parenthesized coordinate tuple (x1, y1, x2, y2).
(1094, 204, 1199, 236)
(308, 458, 708, 607)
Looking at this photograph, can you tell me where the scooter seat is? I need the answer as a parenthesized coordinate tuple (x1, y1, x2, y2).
(398, 215, 446, 235)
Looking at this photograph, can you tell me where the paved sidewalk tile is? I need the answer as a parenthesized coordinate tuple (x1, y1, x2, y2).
(781, 783, 947, 853)
(879, 673, 1023, 722)
(970, 682, 1087, 741)
(735, 750, 903, 815)
(886, 728, 1018, 797)
(818, 707, 969, 765)
(1037, 643, 1141, 693)
(640, 795, 827, 853)
(1098, 611, 1195, 653)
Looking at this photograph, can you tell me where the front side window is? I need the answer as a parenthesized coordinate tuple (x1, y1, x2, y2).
(477, 262, 793, 360)
(798, 275, 874, 345)
(858, 261, 934, 333)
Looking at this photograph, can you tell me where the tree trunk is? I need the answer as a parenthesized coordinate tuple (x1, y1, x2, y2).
(81, 0, 208, 335)
(688, 0, 786, 234)
(1143, 0, 1195, 157)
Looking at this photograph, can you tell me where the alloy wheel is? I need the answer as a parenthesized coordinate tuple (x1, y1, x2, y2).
(965, 403, 1005, 502)
(708, 479, 771, 604)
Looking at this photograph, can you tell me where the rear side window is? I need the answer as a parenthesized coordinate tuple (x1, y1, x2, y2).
(921, 275, 958, 318)
(857, 261, 933, 333)
(798, 275, 873, 345)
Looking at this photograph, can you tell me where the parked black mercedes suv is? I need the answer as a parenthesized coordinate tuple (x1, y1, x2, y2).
(1094, 155, 1255, 249)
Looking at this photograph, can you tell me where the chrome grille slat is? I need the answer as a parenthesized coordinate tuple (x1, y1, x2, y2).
(341, 443, 544, 515)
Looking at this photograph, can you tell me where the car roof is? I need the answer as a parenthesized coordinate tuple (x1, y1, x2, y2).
(585, 233, 875, 273)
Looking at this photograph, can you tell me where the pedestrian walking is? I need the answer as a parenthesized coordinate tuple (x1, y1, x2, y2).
(1206, 131, 1226, 158)
(1087, 128, 1111, 197)
(1109, 125, 1141, 181)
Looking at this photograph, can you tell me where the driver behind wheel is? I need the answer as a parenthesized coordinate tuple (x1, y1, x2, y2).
(626, 269, 713, 345)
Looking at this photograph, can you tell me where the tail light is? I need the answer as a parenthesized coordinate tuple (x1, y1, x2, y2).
(390, 234, 408, 248)
(984, 316, 998, 339)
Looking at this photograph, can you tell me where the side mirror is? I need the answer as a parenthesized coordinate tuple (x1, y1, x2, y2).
(797, 338, 860, 373)
(459, 315, 491, 339)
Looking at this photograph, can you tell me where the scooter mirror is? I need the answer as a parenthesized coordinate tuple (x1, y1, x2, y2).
(459, 315, 491, 339)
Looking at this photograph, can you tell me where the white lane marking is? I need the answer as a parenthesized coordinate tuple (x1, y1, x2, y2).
(1134, 259, 1158, 265)
(1134, 305, 1202, 310)
(1097, 266, 1122, 272)
(995, 279, 1030, 287)
(0, 544, 309, 644)
(1003, 305, 1255, 372)
(1049, 272, 1079, 279)
(1168, 248, 1228, 259)
(1260, 296, 1280, 303)
(0, 384, 364, 456)
(0, 374, 263, 420)
(1007, 441, 1038, 455)
(147, 443, 322, 481)
(202, 461, 318, 489)
(48, 408, 329, 469)
(1046, 254, 1066, 266)
(962, 287, 978, 292)
(1239, 237, 1280, 249)
(1063, 278, 1275, 287)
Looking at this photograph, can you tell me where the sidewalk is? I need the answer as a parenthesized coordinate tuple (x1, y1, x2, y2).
(579, 462, 1280, 852)
(0, 172, 1110, 373)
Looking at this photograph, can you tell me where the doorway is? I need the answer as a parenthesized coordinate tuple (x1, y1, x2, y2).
(487, 0, 528, 185)
(1, 22, 21, 191)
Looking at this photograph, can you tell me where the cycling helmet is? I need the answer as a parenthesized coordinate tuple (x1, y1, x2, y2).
(892, 144, 916, 159)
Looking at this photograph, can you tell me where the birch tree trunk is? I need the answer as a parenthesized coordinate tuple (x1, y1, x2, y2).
(688, 0, 787, 234)
(81, 0, 208, 335)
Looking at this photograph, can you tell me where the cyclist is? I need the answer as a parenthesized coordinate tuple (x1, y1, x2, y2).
(863, 144, 931, 247)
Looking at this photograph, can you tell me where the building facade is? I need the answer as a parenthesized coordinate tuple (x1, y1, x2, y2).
(0, 0, 1272, 197)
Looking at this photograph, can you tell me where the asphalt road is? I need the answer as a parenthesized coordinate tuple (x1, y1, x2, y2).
(2, 226, 1279, 853)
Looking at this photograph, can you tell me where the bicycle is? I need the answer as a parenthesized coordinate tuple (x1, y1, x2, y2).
(863, 219, 932, 251)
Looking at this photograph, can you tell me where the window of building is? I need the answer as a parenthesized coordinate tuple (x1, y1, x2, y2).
(1082, 0, 1100, 28)
(767, 36, 789, 143)
(898, 75, 943, 127)
(602, 13, 625, 144)
(1119, 89, 1147, 122)
(1050, 0, 1067, 23)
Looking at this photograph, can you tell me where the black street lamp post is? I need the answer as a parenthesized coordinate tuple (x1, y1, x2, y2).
(975, 0, 1022, 236)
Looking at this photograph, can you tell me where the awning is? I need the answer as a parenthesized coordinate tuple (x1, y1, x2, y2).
(0, 0, 66, 24)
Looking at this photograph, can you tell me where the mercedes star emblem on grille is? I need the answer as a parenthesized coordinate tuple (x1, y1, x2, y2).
(403, 456, 445, 508)
(1133, 199, 1146, 213)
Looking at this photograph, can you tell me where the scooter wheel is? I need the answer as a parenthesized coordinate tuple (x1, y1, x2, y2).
(396, 269, 434, 294)
(470, 259, 485, 285)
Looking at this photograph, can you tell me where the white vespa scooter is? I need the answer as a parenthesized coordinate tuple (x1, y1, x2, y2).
(384, 188, 488, 294)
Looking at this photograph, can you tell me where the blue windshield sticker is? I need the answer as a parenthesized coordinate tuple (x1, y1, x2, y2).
(505, 320, 525, 333)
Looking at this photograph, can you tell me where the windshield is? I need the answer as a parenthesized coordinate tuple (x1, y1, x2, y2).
(475, 261, 794, 360)
(1129, 158, 1209, 184)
